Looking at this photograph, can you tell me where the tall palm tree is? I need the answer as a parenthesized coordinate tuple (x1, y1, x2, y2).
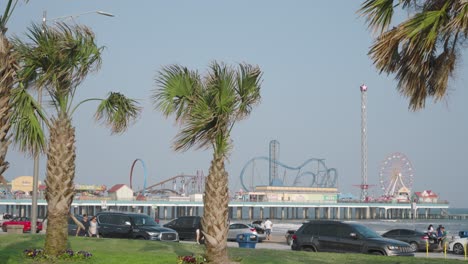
(153, 62, 262, 263)
(12, 22, 141, 256)
(0, 0, 28, 191)
(359, 0, 468, 110)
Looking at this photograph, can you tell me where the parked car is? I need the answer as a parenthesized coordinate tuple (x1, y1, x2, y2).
(448, 237, 468, 255)
(381, 228, 438, 252)
(67, 215, 83, 235)
(247, 224, 266, 241)
(96, 212, 178, 241)
(163, 216, 202, 241)
(1, 216, 43, 233)
(291, 220, 414, 256)
(227, 223, 260, 241)
(285, 229, 296, 246)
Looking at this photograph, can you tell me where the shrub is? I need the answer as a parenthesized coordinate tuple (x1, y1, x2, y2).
(23, 248, 93, 261)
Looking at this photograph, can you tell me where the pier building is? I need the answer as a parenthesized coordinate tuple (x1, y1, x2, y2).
(0, 198, 453, 221)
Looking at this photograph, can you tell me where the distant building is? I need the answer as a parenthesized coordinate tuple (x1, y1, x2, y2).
(243, 186, 338, 203)
(11, 176, 42, 194)
(108, 184, 133, 200)
(414, 190, 439, 203)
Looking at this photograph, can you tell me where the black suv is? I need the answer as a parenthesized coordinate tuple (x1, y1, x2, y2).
(163, 216, 201, 240)
(96, 212, 179, 241)
(292, 220, 414, 256)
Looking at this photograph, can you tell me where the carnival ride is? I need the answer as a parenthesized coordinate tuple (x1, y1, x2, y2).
(129, 157, 205, 197)
(239, 140, 338, 191)
(378, 152, 414, 201)
(141, 171, 205, 196)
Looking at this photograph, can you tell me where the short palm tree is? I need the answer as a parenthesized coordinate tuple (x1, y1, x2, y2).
(359, 0, 468, 110)
(153, 62, 262, 263)
(0, 0, 28, 190)
(12, 22, 141, 256)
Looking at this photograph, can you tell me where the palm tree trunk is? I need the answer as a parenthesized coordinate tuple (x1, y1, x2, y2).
(202, 154, 230, 264)
(0, 32, 16, 189)
(44, 115, 76, 256)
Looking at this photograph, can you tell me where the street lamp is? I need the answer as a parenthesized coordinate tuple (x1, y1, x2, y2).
(30, 10, 114, 234)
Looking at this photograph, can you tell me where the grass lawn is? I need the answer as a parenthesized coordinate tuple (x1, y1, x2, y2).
(0, 234, 462, 264)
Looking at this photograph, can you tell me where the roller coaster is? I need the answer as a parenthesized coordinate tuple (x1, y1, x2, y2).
(130, 159, 205, 196)
(240, 140, 338, 191)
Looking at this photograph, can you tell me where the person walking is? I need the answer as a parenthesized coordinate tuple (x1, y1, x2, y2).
(264, 218, 273, 240)
(88, 216, 99, 238)
(76, 214, 89, 237)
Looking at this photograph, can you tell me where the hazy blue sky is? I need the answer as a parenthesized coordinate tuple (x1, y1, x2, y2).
(4, 1, 467, 207)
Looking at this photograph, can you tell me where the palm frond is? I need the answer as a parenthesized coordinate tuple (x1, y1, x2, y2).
(445, 1, 468, 35)
(95, 92, 141, 134)
(235, 63, 262, 120)
(9, 85, 46, 155)
(154, 61, 263, 157)
(359, 0, 397, 34)
(1, 0, 27, 32)
(13, 22, 103, 114)
(153, 65, 201, 122)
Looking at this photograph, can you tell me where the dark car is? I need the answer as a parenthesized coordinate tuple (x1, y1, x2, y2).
(96, 212, 178, 241)
(382, 229, 438, 252)
(68, 215, 83, 236)
(291, 220, 414, 256)
(163, 216, 201, 241)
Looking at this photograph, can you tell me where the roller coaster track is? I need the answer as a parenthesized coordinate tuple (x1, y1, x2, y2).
(240, 157, 338, 191)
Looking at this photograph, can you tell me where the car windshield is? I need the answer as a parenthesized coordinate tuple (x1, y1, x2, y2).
(351, 223, 381, 238)
(132, 215, 159, 226)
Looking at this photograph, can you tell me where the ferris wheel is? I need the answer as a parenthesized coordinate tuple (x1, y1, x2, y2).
(379, 152, 414, 197)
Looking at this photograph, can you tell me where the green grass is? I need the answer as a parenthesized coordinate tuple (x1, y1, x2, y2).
(0, 234, 463, 264)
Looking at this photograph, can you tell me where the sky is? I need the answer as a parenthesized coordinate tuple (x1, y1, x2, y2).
(3, 1, 467, 208)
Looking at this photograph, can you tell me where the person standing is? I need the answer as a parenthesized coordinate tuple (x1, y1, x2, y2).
(427, 224, 436, 243)
(264, 218, 273, 240)
(76, 214, 89, 237)
(438, 226, 447, 249)
(88, 216, 99, 238)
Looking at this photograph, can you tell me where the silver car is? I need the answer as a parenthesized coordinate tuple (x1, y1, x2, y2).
(227, 223, 260, 241)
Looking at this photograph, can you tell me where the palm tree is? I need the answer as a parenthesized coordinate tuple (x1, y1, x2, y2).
(0, 0, 28, 191)
(12, 22, 141, 256)
(359, 0, 468, 110)
(153, 62, 262, 263)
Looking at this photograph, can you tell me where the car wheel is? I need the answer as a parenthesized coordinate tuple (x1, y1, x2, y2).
(453, 243, 465, 255)
(302, 246, 316, 252)
(409, 242, 418, 252)
(371, 251, 384, 255)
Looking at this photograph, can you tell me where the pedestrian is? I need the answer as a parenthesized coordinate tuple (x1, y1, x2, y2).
(438, 226, 447, 249)
(195, 228, 202, 244)
(88, 216, 99, 238)
(76, 214, 89, 237)
(40, 215, 47, 234)
(427, 224, 436, 243)
(264, 218, 273, 240)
